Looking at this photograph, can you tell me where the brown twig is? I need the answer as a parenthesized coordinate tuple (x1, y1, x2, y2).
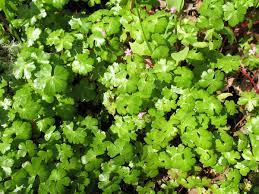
(234, 114, 247, 131)
(240, 64, 259, 93)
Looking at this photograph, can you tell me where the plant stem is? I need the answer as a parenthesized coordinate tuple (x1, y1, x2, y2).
(136, 6, 152, 54)
(164, 0, 184, 39)
(164, 15, 174, 38)
(1, 9, 21, 42)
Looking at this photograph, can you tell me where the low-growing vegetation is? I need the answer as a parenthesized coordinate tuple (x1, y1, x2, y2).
(0, 0, 258, 193)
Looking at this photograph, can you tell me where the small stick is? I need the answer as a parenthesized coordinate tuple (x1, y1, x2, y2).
(240, 64, 259, 93)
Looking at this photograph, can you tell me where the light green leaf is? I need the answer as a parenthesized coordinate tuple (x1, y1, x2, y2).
(223, 2, 247, 27)
(23, 157, 48, 178)
(62, 122, 87, 144)
(13, 87, 41, 120)
(72, 53, 94, 75)
(56, 144, 73, 161)
(34, 65, 69, 97)
(171, 47, 189, 64)
(0, 0, 5, 10)
(130, 42, 151, 56)
(88, 30, 106, 47)
(152, 46, 169, 59)
(46, 29, 74, 51)
(45, 126, 61, 141)
(45, 0, 69, 8)
(0, 156, 14, 176)
(192, 42, 209, 48)
(213, 55, 241, 73)
(174, 66, 193, 88)
(225, 100, 238, 116)
(198, 69, 224, 93)
(238, 92, 259, 112)
(26, 27, 41, 46)
(13, 58, 35, 79)
(18, 140, 36, 158)
(217, 93, 233, 102)
(245, 116, 259, 135)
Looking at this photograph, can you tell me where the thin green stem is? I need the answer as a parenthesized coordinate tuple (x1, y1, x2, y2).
(177, 0, 184, 27)
(2, 9, 21, 42)
(164, 15, 174, 38)
(136, 6, 152, 54)
(164, 0, 184, 39)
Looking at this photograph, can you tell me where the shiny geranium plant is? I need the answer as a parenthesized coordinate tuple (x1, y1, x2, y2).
(0, 0, 258, 193)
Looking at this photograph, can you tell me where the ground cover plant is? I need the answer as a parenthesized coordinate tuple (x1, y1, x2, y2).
(0, 0, 259, 193)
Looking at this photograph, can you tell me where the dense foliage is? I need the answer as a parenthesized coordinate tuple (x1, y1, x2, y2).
(0, 0, 259, 193)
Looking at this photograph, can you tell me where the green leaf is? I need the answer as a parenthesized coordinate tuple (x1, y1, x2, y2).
(56, 143, 73, 162)
(18, 140, 36, 158)
(107, 139, 131, 158)
(217, 93, 233, 102)
(88, 0, 101, 7)
(215, 131, 234, 152)
(0, 137, 12, 154)
(88, 30, 106, 47)
(225, 100, 238, 116)
(160, 145, 196, 171)
(23, 157, 48, 179)
(223, 2, 247, 27)
(151, 46, 169, 59)
(198, 0, 224, 30)
(34, 65, 69, 97)
(47, 168, 70, 193)
(103, 17, 121, 36)
(171, 47, 189, 64)
(49, 168, 67, 181)
(249, 134, 259, 161)
(62, 122, 87, 144)
(247, 116, 259, 132)
(26, 27, 41, 46)
(37, 118, 55, 132)
(45, 0, 69, 8)
(211, 115, 227, 128)
(10, 121, 32, 140)
(235, 160, 257, 176)
(13, 87, 41, 120)
(130, 42, 151, 56)
(37, 150, 53, 163)
(55, 96, 75, 120)
(116, 94, 142, 115)
(213, 55, 241, 73)
(174, 67, 194, 88)
(196, 148, 218, 167)
(0, 156, 14, 176)
(0, 0, 5, 10)
(195, 95, 222, 116)
(69, 17, 91, 34)
(223, 151, 240, 165)
(198, 69, 224, 93)
(192, 42, 209, 48)
(46, 29, 74, 51)
(11, 169, 27, 188)
(238, 92, 259, 112)
(13, 58, 36, 79)
(144, 13, 168, 34)
(72, 53, 94, 75)
(45, 126, 61, 141)
(81, 116, 99, 131)
(153, 59, 176, 83)
(182, 128, 213, 149)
